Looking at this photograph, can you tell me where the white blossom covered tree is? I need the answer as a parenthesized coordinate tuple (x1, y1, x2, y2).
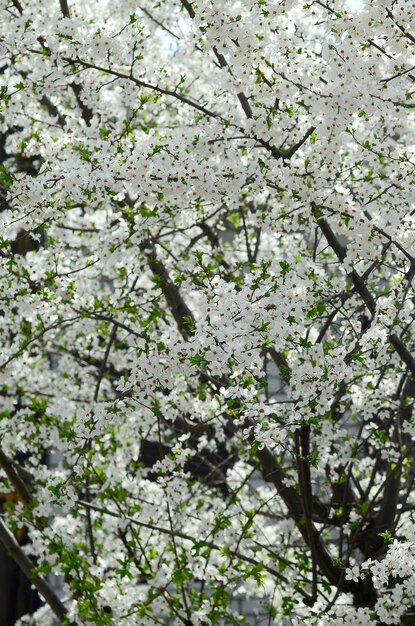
(1, 0, 415, 625)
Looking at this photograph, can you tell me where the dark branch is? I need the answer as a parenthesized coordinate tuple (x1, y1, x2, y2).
(59, 0, 70, 18)
(0, 449, 32, 506)
(0, 518, 75, 625)
(143, 245, 195, 338)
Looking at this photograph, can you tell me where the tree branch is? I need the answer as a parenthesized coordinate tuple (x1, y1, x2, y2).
(143, 244, 195, 338)
(295, 426, 318, 602)
(78, 499, 303, 593)
(255, 442, 353, 591)
(59, 55, 311, 161)
(0, 517, 75, 625)
(59, 0, 70, 18)
(0, 449, 32, 505)
(314, 210, 415, 379)
(180, 0, 253, 119)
